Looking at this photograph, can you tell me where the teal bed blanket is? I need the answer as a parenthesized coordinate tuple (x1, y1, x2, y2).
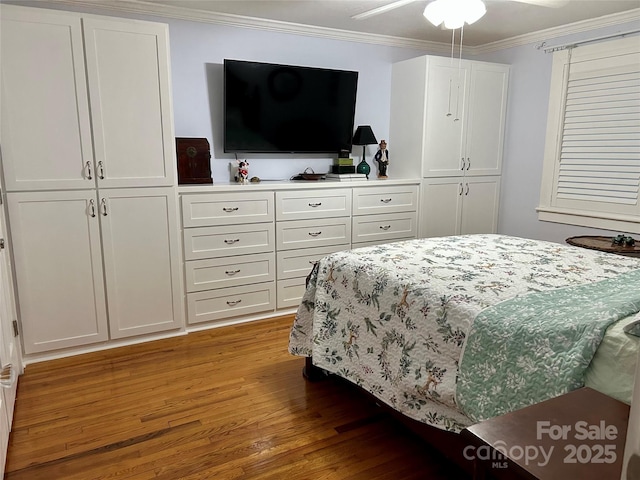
(457, 268, 640, 422)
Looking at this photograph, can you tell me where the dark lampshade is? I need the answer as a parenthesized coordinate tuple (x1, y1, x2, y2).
(352, 125, 377, 146)
(352, 125, 377, 179)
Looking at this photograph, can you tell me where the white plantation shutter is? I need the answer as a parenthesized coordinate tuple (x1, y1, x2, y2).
(539, 36, 640, 232)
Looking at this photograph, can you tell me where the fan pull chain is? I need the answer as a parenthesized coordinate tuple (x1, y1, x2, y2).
(446, 28, 455, 117)
(454, 25, 464, 122)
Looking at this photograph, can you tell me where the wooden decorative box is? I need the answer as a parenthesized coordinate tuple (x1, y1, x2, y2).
(176, 137, 213, 184)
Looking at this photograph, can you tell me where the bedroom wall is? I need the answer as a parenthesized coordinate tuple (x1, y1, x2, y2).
(475, 22, 640, 245)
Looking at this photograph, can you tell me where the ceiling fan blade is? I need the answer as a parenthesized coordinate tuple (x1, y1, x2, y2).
(506, 0, 569, 7)
(352, 0, 418, 20)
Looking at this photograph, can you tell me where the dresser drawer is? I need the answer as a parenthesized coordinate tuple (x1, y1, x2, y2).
(352, 185, 418, 215)
(276, 217, 351, 251)
(182, 192, 274, 227)
(277, 278, 307, 309)
(276, 189, 351, 221)
(184, 223, 275, 260)
(186, 283, 275, 324)
(185, 252, 275, 293)
(276, 244, 349, 280)
(352, 211, 417, 244)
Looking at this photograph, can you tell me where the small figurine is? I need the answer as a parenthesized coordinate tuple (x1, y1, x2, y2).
(235, 159, 250, 184)
(374, 140, 389, 179)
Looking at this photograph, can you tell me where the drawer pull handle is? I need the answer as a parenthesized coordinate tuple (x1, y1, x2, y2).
(223, 207, 239, 212)
(308, 231, 322, 237)
(309, 202, 322, 207)
(380, 225, 391, 231)
(224, 239, 240, 244)
(380, 198, 392, 203)
(225, 269, 241, 276)
(226, 299, 242, 306)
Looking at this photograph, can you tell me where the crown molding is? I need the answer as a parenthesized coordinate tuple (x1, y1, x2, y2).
(40, 0, 453, 54)
(25, 0, 640, 56)
(471, 7, 640, 55)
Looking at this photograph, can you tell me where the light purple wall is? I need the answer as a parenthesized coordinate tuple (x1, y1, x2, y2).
(475, 23, 640, 244)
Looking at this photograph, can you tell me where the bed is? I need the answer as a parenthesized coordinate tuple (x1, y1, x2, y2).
(288, 234, 640, 434)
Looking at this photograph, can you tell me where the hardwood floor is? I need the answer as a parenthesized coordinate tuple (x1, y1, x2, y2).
(5, 315, 469, 479)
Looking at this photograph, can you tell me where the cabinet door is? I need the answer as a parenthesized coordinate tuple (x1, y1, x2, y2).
(99, 188, 183, 339)
(0, 202, 21, 427)
(460, 177, 501, 235)
(7, 191, 108, 354)
(0, 6, 94, 191)
(420, 178, 464, 238)
(464, 63, 509, 176)
(423, 58, 469, 177)
(84, 18, 176, 188)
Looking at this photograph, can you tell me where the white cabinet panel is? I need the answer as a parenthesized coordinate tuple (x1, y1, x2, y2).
(100, 188, 182, 339)
(83, 18, 175, 188)
(276, 244, 349, 280)
(352, 211, 417, 244)
(187, 283, 275, 325)
(184, 223, 275, 260)
(276, 189, 351, 221)
(420, 177, 500, 238)
(277, 217, 351, 251)
(182, 192, 273, 227)
(0, 7, 94, 191)
(352, 185, 418, 215)
(460, 178, 501, 235)
(465, 63, 509, 176)
(277, 278, 307, 309)
(7, 191, 109, 353)
(185, 253, 275, 292)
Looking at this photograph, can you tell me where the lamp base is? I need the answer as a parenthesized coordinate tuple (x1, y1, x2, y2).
(356, 159, 370, 178)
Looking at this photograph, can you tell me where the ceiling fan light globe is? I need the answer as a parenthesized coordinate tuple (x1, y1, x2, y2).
(423, 1, 445, 26)
(423, 0, 487, 29)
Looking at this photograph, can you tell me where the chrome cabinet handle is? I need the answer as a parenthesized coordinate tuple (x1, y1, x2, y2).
(380, 225, 391, 230)
(465, 183, 470, 196)
(226, 299, 242, 306)
(98, 161, 105, 179)
(308, 202, 322, 207)
(308, 231, 322, 237)
(100, 198, 108, 216)
(380, 198, 392, 203)
(89, 199, 96, 217)
(224, 239, 240, 244)
(466, 158, 471, 171)
(458, 183, 463, 196)
(223, 207, 239, 213)
(0, 364, 15, 388)
(225, 269, 241, 276)
(461, 158, 465, 171)
(86, 161, 93, 180)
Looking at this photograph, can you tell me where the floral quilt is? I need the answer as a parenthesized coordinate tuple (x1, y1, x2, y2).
(288, 234, 640, 432)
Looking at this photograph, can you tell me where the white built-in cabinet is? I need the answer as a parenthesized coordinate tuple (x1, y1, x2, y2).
(180, 182, 419, 322)
(389, 55, 509, 237)
(0, 5, 183, 356)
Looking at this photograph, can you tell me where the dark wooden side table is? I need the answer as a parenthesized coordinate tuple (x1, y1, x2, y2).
(566, 235, 640, 258)
(461, 388, 630, 480)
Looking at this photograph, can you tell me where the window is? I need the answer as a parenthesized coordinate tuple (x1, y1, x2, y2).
(537, 35, 640, 234)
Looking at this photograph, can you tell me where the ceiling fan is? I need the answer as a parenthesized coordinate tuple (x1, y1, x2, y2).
(352, 0, 568, 28)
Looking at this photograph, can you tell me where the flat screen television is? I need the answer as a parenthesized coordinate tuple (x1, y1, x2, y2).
(224, 59, 358, 154)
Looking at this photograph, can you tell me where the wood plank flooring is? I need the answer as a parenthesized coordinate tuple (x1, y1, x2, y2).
(5, 315, 469, 479)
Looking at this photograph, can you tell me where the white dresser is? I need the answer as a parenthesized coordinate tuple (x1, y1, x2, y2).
(180, 180, 420, 327)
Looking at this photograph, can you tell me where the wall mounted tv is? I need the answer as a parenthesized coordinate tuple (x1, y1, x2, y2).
(224, 59, 358, 154)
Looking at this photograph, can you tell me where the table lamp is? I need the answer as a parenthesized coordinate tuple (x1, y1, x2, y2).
(352, 125, 377, 178)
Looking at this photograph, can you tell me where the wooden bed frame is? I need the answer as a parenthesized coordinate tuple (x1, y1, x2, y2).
(303, 357, 474, 476)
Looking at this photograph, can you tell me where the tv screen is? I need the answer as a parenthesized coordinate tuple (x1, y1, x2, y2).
(224, 59, 358, 154)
